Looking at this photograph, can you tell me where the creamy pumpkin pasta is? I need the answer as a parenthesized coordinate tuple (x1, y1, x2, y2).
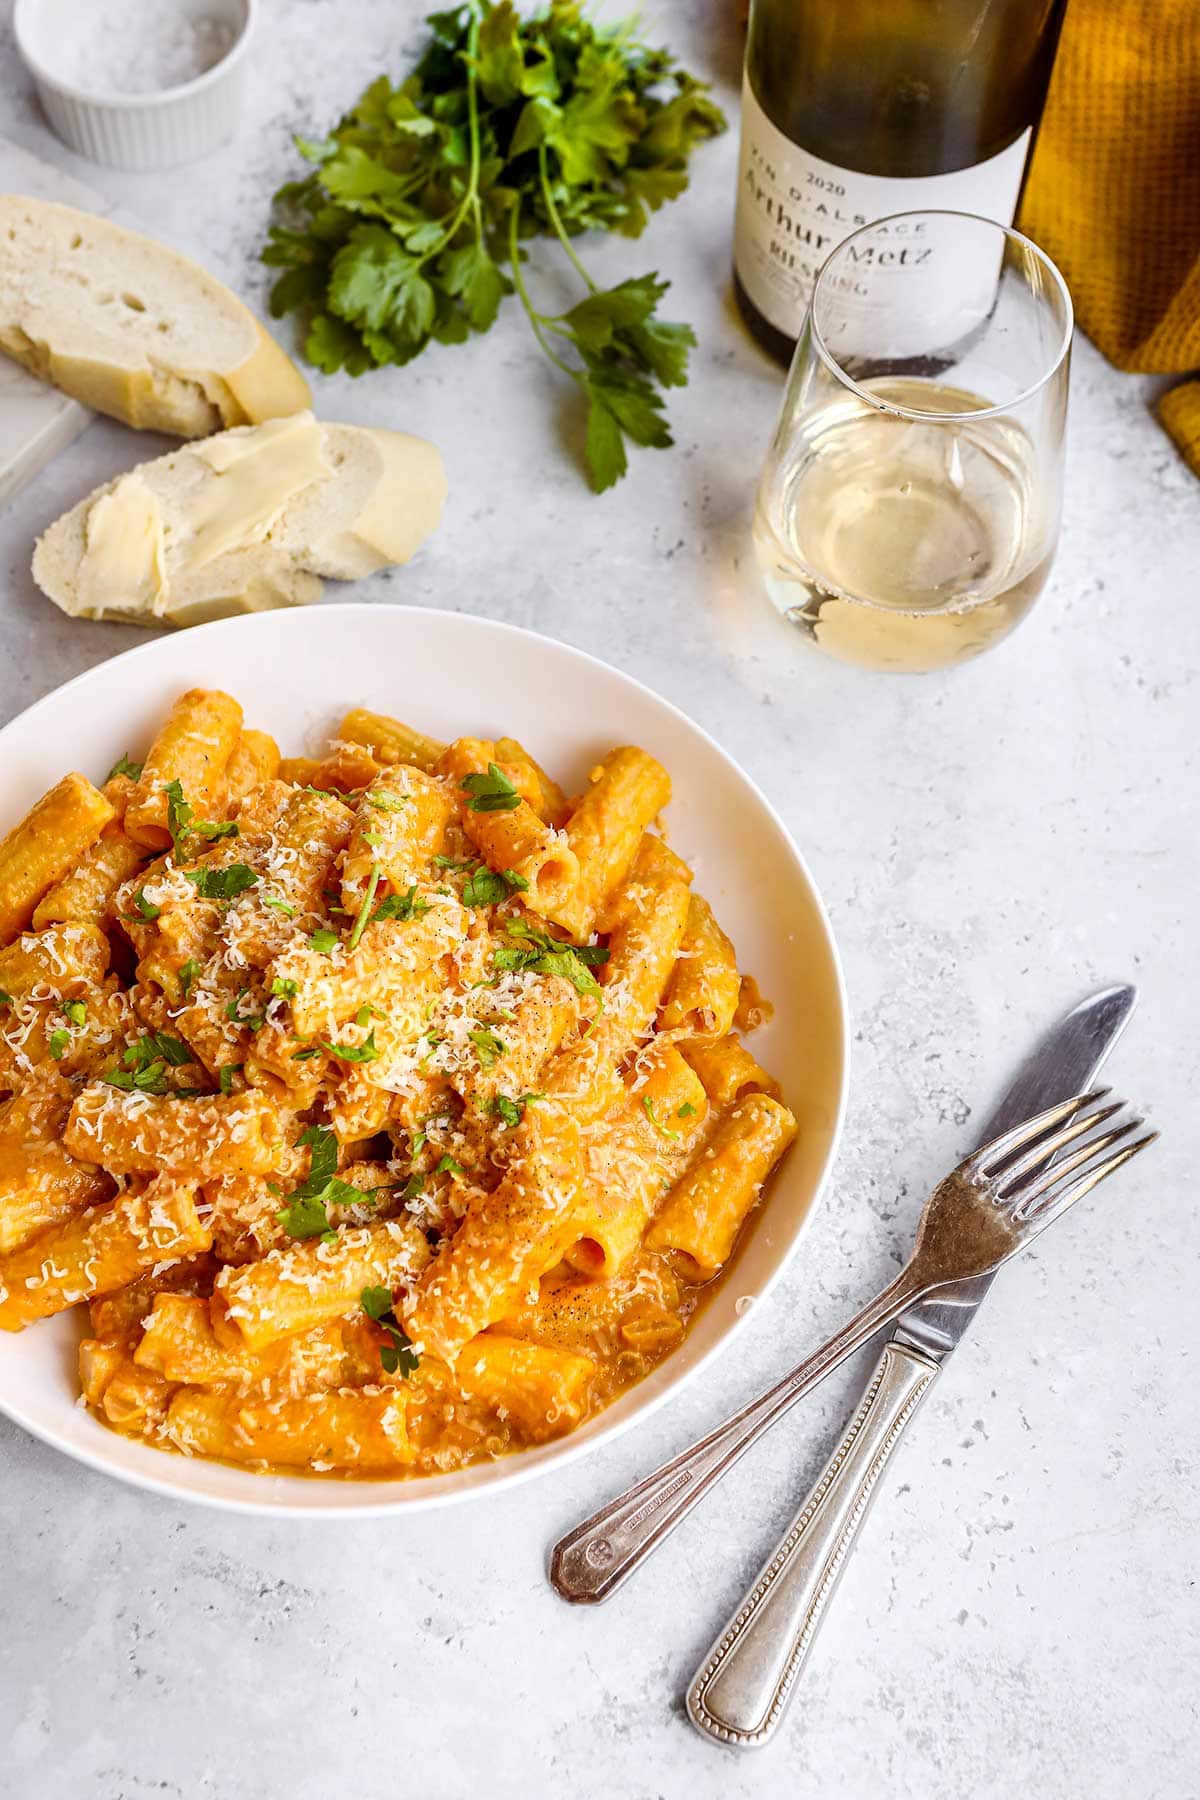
(0, 690, 796, 1477)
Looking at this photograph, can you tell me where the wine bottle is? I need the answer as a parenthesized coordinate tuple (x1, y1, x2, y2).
(733, 0, 1068, 361)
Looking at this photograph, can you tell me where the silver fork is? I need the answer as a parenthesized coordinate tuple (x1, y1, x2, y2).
(551, 1090, 1155, 1604)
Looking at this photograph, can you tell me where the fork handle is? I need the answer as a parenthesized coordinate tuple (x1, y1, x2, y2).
(549, 1270, 918, 1604)
(685, 1340, 940, 1747)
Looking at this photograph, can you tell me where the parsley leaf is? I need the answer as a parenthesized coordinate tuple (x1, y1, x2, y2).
(277, 1193, 337, 1242)
(271, 977, 298, 1000)
(225, 991, 266, 1032)
(123, 887, 161, 923)
(309, 927, 339, 954)
(372, 885, 429, 922)
(468, 1026, 506, 1068)
(296, 1124, 339, 1191)
(359, 1286, 420, 1378)
(262, 894, 297, 917)
(101, 1033, 193, 1094)
(492, 917, 609, 996)
(218, 1063, 242, 1094)
(490, 1091, 541, 1127)
(48, 1028, 70, 1060)
(182, 864, 258, 901)
(366, 792, 411, 813)
(677, 1100, 697, 1118)
(106, 753, 143, 782)
(433, 854, 473, 871)
(0, 991, 11, 1008)
(164, 778, 239, 853)
(436, 1153, 465, 1177)
(277, 1126, 378, 1240)
(62, 1000, 87, 1027)
(323, 1030, 380, 1063)
(462, 864, 530, 907)
(178, 959, 202, 999)
(461, 763, 521, 812)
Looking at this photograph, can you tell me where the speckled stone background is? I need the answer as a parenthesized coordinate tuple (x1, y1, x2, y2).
(0, 2, 1197, 1795)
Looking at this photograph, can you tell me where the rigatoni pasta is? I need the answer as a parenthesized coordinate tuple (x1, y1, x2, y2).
(0, 690, 797, 1479)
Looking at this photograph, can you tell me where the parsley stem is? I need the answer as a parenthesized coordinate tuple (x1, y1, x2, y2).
(424, 3, 484, 261)
(346, 862, 381, 953)
(537, 146, 596, 294)
(508, 201, 577, 380)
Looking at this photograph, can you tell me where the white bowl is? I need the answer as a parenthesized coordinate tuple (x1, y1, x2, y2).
(0, 606, 848, 1515)
(14, 0, 256, 170)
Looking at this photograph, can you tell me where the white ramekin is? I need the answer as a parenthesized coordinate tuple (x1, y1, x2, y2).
(13, 0, 257, 171)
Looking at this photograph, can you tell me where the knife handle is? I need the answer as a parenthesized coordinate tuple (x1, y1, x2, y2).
(686, 1341, 939, 1748)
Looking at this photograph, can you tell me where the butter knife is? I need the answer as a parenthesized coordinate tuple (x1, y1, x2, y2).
(685, 983, 1137, 1747)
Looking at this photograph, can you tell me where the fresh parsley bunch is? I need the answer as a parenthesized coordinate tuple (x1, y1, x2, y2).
(262, 0, 725, 491)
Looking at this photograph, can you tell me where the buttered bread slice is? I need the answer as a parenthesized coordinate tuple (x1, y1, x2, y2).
(32, 412, 447, 626)
(0, 194, 311, 436)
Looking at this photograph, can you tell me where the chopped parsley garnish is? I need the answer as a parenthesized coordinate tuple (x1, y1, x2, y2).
(366, 792, 411, 813)
(277, 1192, 337, 1241)
(178, 959, 202, 999)
(642, 1095, 680, 1140)
(346, 863, 381, 952)
(164, 778, 192, 849)
(262, 894, 296, 917)
(360, 1285, 420, 1377)
(468, 1026, 506, 1068)
(123, 887, 161, 923)
(292, 1044, 323, 1060)
(182, 864, 258, 901)
(48, 1028, 70, 1060)
(62, 999, 87, 1027)
(490, 1091, 541, 1128)
(362, 831, 383, 848)
(101, 1032, 193, 1094)
(323, 1029, 379, 1063)
(271, 977, 298, 1000)
(372, 884, 429, 923)
(461, 763, 521, 812)
(309, 928, 339, 954)
(436, 1154, 465, 1177)
(677, 1101, 697, 1118)
(163, 777, 239, 852)
(462, 865, 531, 907)
(105, 753, 143, 782)
(225, 991, 266, 1032)
(493, 918, 608, 997)
(218, 1063, 242, 1094)
(433, 854, 473, 871)
(277, 1125, 375, 1240)
(396, 1173, 425, 1204)
(0, 991, 11, 1008)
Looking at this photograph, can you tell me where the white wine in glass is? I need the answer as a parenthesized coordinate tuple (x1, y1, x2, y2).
(754, 213, 1072, 672)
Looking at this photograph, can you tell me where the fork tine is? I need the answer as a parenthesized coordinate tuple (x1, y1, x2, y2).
(1007, 1115, 1143, 1215)
(1013, 1131, 1157, 1231)
(972, 1087, 1108, 1174)
(994, 1099, 1127, 1193)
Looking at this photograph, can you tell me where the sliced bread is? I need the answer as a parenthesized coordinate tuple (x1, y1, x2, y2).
(32, 411, 448, 627)
(0, 194, 311, 436)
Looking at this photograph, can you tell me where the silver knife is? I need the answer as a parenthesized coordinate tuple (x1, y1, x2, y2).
(685, 984, 1137, 1748)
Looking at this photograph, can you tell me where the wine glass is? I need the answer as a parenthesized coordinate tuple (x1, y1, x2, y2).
(753, 210, 1073, 672)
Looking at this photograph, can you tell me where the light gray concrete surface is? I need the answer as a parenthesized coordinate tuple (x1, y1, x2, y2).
(1, 3, 1197, 1796)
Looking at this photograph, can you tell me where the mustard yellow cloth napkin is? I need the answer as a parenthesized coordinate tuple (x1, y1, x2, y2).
(1019, 0, 1200, 472)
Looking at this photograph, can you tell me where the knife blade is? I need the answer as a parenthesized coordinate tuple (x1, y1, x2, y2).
(892, 982, 1138, 1363)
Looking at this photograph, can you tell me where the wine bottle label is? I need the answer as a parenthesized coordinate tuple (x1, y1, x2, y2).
(734, 76, 1032, 339)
